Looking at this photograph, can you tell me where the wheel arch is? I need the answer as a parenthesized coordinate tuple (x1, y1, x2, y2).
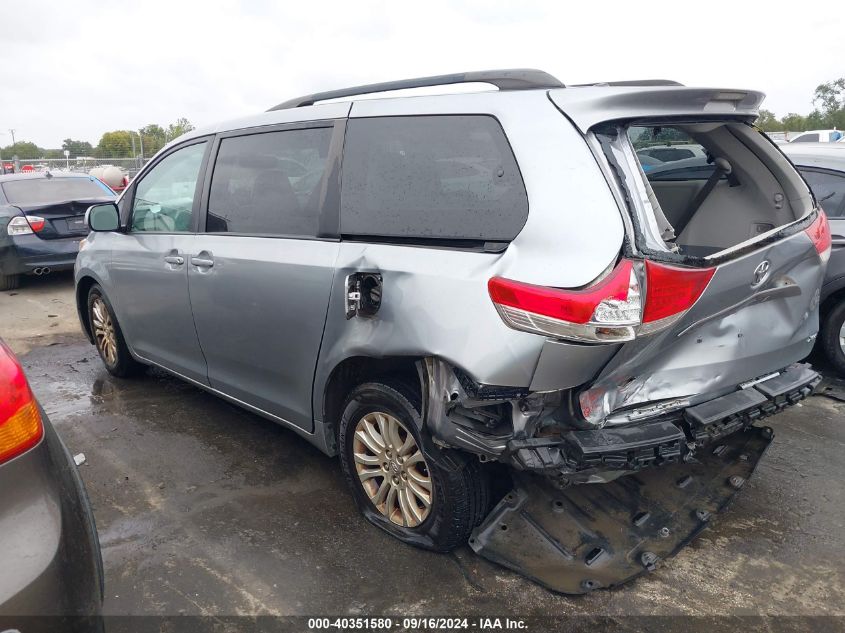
(75, 274, 100, 344)
(320, 355, 423, 456)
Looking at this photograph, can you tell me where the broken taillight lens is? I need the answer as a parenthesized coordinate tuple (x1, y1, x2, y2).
(0, 340, 44, 464)
(805, 209, 832, 263)
(489, 258, 715, 344)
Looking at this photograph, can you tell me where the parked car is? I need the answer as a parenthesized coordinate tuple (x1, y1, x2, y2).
(789, 129, 843, 143)
(0, 338, 103, 617)
(75, 70, 829, 593)
(0, 171, 115, 290)
(636, 143, 707, 163)
(781, 143, 845, 372)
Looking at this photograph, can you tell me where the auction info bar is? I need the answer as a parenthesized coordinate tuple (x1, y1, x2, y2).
(2, 616, 844, 633)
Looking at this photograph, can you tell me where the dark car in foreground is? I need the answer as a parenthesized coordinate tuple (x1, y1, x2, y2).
(0, 338, 103, 619)
(781, 143, 845, 372)
(0, 172, 114, 290)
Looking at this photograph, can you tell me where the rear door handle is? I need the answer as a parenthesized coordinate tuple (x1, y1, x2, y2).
(191, 257, 214, 268)
(164, 255, 184, 265)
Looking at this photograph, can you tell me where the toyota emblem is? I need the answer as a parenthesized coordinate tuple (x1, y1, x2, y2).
(752, 260, 771, 286)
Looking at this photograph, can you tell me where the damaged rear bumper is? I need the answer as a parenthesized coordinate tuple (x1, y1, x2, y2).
(466, 363, 820, 594)
(507, 363, 820, 483)
(470, 424, 773, 594)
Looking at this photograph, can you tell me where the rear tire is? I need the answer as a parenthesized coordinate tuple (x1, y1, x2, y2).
(87, 284, 144, 378)
(0, 273, 20, 291)
(821, 300, 845, 376)
(338, 380, 490, 552)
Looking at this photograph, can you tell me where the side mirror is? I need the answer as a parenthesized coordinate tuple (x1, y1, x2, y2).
(86, 203, 120, 232)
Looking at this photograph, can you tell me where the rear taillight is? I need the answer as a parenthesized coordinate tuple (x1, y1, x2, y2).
(488, 260, 641, 343)
(6, 215, 45, 235)
(805, 210, 832, 262)
(640, 260, 715, 333)
(0, 340, 43, 464)
(489, 258, 715, 344)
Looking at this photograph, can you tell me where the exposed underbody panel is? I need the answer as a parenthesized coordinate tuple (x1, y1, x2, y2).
(470, 424, 773, 594)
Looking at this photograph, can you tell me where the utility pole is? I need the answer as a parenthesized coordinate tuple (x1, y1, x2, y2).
(138, 129, 144, 163)
(8, 129, 15, 146)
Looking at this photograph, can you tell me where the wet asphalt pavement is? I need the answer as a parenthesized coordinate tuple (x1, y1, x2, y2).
(17, 336, 845, 618)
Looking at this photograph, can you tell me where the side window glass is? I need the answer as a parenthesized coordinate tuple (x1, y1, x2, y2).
(792, 133, 819, 143)
(799, 168, 845, 217)
(341, 115, 528, 241)
(130, 142, 206, 233)
(206, 127, 332, 236)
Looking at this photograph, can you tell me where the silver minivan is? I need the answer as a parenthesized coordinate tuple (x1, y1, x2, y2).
(75, 70, 830, 593)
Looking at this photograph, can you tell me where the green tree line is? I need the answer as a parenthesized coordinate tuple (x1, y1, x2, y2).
(0, 118, 195, 161)
(757, 78, 845, 132)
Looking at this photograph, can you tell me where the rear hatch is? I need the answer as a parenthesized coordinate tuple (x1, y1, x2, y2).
(2, 176, 114, 239)
(547, 87, 830, 424)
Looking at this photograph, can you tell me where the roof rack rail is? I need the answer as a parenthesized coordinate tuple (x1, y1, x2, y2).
(572, 79, 684, 87)
(268, 68, 564, 111)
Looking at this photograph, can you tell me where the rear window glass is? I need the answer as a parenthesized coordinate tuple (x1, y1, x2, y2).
(792, 133, 820, 143)
(1, 177, 112, 204)
(799, 168, 845, 217)
(341, 115, 527, 242)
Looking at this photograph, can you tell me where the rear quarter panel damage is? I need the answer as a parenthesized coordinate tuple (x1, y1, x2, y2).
(584, 230, 823, 417)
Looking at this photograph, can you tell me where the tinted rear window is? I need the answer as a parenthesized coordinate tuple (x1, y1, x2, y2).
(2, 177, 112, 204)
(207, 127, 332, 236)
(341, 115, 527, 242)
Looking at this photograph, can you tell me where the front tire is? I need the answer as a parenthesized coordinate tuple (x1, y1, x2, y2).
(821, 300, 845, 375)
(87, 285, 144, 377)
(338, 381, 489, 552)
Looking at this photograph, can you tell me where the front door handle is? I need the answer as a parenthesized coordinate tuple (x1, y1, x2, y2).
(191, 256, 214, 268)
(164, 255, 184, 265)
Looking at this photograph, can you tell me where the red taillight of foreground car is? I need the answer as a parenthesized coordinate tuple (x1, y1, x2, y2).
(489, 258, 715, 343)
(0, 340, 44, 464)
(805, 210, 832, 261)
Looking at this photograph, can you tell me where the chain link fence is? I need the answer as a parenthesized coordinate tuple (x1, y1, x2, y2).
(1, 156, 151, 178)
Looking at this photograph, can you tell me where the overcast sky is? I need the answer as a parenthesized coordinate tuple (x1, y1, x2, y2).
(1, 0, 843, 148)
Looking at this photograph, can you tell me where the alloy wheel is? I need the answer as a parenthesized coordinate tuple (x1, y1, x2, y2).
(840, 321, 845, 356)
(353, 411, 433, 527)
(91, 297, 118, 366)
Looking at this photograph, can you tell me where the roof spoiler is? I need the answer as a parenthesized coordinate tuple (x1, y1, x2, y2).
(549, 87, 766, 133)
(267, 68, 564, 111)
(572, 79, 684, 87)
